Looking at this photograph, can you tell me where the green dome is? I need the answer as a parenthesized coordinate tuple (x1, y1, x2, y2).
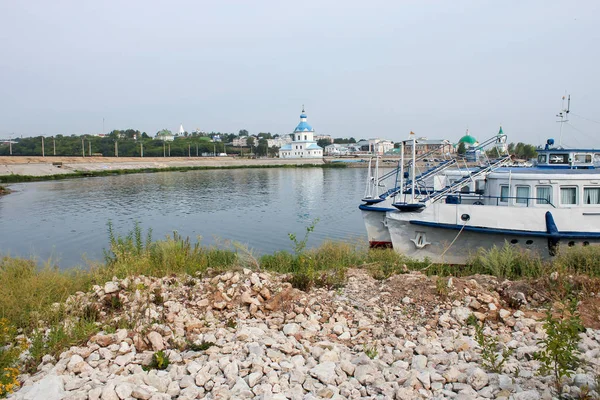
(458, 134, 478, 145)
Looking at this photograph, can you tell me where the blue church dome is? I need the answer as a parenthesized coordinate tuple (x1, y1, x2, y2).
(295, 121, 313, 132)
(300, 113, 307, 119)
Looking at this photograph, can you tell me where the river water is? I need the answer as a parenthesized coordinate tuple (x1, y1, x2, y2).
(0, 167, 372, 269)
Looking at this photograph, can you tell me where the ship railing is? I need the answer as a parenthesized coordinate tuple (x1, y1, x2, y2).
(437, 193, 556, 208)
(423, 154, 513, 204)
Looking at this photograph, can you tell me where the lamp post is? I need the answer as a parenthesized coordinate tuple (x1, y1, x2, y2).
(53, 137, 56, 156)
(41, 136, 45, 157)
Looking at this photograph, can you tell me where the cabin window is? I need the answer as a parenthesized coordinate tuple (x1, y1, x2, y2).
(560, 187, 577, 205)
(584, 187, 600, 204)
(537, 154, 547, 164)
(575, 154, 592, 163)
(549, 154, 568, 164)
(536, 186, 552, 205)
(500, 185, 509, 202)
(516, 186, 530, 204)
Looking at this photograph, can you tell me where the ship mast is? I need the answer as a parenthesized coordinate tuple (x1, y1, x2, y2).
(557, 94, 570, 147)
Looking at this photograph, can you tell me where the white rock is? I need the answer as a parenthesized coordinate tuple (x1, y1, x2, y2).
(246, 371, 262, 387)
(513, 390, 541, 400)
(115, 383, 133, 399)
(282, 323, 300, 336)
(411, 355, 428, 370)
(467, 367, 489, 390)
(102, 384, 120, 400)
(131, 386, 152, 400)
(20, 374, 65, 400)
(146, 331, 164, 351)
(104, 281, 119, 294)
(309, 362, 338, 385)
(67, 354, 84, 372)
(354, 363, 377, 385)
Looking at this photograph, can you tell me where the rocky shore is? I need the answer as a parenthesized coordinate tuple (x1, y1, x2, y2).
(9, 269, 600, 400)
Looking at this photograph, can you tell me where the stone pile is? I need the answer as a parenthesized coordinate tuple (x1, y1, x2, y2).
(9, 269, 600, 399)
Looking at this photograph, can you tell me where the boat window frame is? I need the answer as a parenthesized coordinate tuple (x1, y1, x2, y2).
(549, 154, 569, 164)
(515, 185, 530, 206)
(535, 185, 553, 206)
(537, 154, 547, 164)
(583, 186, 600, 205)
(500, 185, 509, 203)
(575, 154, 592, 164)
(560, 186, 578, 206)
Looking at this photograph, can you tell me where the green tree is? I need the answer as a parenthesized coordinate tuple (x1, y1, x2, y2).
(246, 136, 255, 151)
(317, 139, 330, 148)
(238, 129, 249, 137)
(457, 142, 466, 155)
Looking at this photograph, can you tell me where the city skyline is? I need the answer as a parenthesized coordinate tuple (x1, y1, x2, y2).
(1, 0, 599, 146)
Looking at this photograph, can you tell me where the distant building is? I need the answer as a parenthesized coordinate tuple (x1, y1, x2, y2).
(232, 135, 259, 147)
(278, 108, 323, 159)
(267, 136, 292, 148)
(232, 136, 248, 147)
(403, 137, 454, 156)
(324, 143, 351, 155)
(354, 138, 394, 155)
(155, 129, 175, 141)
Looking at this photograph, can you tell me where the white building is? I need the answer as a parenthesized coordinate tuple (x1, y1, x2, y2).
(267, 135, 292, 148)
(278, 108, 323, 158)
(324, 143, 351, 155)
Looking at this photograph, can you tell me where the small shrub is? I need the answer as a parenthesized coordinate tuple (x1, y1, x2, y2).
(468, 242, 545, 280)
(81, 304, 100, 323)
(226, 318, 237, 329)
(144, 350, 170, 371)
(468, 317, 513, 373)
(534, 299, 584, 395)
(0, 319, 24, 397)
(187, 340, 215, 352)
(152, 288, 164, 306)
(363, 343, 378, 359)
(436, 276, 449, 297)
(104, 295, 123, 311)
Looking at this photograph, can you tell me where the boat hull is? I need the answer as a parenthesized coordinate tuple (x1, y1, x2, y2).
(387, 203, 600, 264)
(360, 205, 394, 248)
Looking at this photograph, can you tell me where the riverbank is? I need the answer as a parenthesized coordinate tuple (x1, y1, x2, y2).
(0, 156, 345, 184)
(1, 233, 600, 399)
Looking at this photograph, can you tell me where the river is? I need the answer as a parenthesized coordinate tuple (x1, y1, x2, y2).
(0, 167, 372, 269)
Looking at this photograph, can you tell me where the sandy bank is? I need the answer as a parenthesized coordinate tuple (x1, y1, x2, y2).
(0, 156, 326, 177)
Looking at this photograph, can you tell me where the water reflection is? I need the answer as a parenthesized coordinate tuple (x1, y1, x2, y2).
(0, 168, 369, 268)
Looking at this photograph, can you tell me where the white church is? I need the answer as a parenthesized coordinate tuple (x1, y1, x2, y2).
(278, 108, 323, 159)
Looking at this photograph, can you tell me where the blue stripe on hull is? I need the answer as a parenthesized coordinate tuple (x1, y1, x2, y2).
(359, 204, 396, 212)
(409, 220, 600, 239)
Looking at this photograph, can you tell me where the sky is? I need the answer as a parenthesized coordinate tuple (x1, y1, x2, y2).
(1, 0, 599, 146)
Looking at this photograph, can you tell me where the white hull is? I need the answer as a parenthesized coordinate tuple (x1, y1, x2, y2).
(360, 208, 392, 247)
(387, 203, 600, 264)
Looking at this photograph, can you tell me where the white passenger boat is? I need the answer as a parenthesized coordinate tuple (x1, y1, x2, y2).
(360, 132, 508, 248)
(385, 140, 600, 264)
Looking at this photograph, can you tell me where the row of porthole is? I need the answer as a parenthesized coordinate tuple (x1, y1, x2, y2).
(509, 239, 591, 247)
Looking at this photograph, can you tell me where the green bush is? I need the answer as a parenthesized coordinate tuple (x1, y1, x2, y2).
(535, 299, 584, 396)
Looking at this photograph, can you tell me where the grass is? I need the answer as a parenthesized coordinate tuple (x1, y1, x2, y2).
(0, 163, 346, 184)
(1, 225, 600, 383)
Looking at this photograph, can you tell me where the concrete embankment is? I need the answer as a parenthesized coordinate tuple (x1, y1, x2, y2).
(0, 156, 327, 177)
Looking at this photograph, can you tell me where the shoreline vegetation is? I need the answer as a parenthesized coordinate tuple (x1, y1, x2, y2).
(0, 157, 348, 184)
(1, 222, 600, 397)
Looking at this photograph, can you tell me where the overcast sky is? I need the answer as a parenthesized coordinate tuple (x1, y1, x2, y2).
(1, 0, 599, 146)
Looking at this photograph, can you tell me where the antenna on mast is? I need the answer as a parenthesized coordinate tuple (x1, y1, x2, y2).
(556, 93, 571, 147)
